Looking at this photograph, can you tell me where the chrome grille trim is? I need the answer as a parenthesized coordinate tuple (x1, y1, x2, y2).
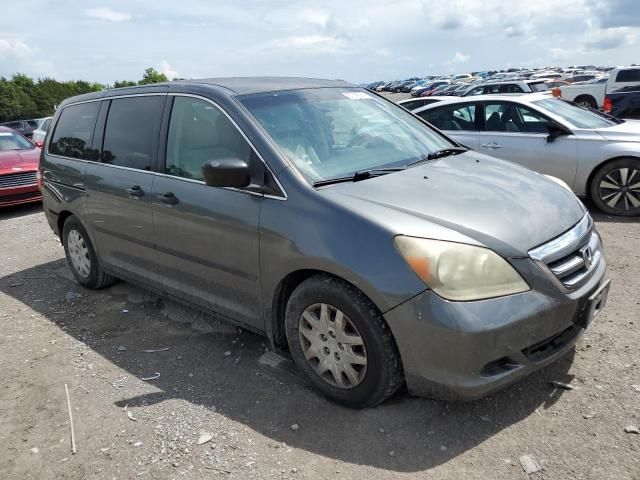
(529, 214, 602, 290)
(0, 171, 37, 189)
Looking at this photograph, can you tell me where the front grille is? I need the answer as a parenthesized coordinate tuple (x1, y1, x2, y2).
(529, 214, 602, 289)
(0, 171, 37, 189)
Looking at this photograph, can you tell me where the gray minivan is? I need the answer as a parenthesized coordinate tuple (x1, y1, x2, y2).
(40, 78, 610, 408)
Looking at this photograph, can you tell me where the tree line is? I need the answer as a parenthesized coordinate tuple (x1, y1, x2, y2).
(0, 68, 169, 122)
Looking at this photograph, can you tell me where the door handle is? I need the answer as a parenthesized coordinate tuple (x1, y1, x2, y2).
(127, 185, 144, 197)
(481, 143, 502, 149)
(160, 192, 179, 205)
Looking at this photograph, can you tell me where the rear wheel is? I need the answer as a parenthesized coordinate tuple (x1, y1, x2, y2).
(575, 95, 597, 109)
(590, 158, 640, 216)
(285, 275, 403, 408)
(62, 215, 117, 289)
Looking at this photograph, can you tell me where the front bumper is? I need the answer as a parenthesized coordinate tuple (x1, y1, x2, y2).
(0, 184, 42, 208)
(384, 253, 608, 401)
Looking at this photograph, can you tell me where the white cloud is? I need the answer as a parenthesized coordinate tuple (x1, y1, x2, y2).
(85, 7, 132, 22)
(449, 52, 470, 63)
(159, 60, 178, 80)
(300, 9, 333, 29)
(0, 39, 37, 57)
(263, 35, 348, 54)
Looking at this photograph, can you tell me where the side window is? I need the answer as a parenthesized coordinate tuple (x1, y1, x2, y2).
(498, 84, 524, 93)
(615, 69, 640, 83)
(165, 97, 252, 181)
(102, 96, 164, 170)
(484, 103, 550, 133)
(466, 87, 484, 96)
(420, 104, 476, 131)
(49, 102, 100, 160)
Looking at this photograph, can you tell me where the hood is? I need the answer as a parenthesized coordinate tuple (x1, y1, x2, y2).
(596, 120, 640, 142)
(0, 148, 40, 175)
(322, 153, 585, 257)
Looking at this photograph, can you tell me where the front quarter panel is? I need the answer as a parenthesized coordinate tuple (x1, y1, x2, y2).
(574, 132, 640, 195)
(259, 172, 429, 338)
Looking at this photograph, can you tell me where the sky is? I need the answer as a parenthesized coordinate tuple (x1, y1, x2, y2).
(1, 0, 639, 85)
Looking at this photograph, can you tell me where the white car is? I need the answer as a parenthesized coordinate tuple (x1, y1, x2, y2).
(397, 96, 456, 111)
(559, 66, 640, 109)
(462, 80, 550, 96)
(31, 117, 52, 148)
(413, 93, 640, 215)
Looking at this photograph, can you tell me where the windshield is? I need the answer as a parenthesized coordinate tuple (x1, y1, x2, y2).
(0, 131, 34, 151)
(240, 88, 453, 183)
(533, 98, 618, 129)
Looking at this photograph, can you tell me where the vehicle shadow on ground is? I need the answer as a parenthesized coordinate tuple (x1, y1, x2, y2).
(1, 259, 577, 473)
(0, 203, 42, 221)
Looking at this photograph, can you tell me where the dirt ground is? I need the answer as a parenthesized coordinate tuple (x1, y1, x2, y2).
(1, 182, 639, 478)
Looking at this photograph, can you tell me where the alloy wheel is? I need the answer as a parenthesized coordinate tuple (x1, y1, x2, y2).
(598, 167, 640, 212)
(67, 229, 91, 278)
(298, 303, 367, 389)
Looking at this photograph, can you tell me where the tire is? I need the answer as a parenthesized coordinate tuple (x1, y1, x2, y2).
(590, 158, 640, 216)
(285, 275, 403, 408)
(575, 95, 598, 109)
(62, 215, 117, 289)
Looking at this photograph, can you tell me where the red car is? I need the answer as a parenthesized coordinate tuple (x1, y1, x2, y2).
(0, 126, 42, 207)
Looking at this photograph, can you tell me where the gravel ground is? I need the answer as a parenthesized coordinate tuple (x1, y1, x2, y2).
(1, 163, 639, 478)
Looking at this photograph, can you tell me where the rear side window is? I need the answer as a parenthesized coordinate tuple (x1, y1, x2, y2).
(615, 69, 640, 83)
(49, 102, 100, 160)
(418, 104, 476, 131)
(102, 96, 164, 170)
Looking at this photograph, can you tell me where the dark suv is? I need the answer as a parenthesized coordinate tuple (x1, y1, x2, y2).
(40, 78, 609, 408)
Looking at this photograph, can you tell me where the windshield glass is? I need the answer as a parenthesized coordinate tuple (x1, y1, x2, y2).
(239, 88, 453, 183)
(533, 98, 618, 129)
(0, 131, 34, 151)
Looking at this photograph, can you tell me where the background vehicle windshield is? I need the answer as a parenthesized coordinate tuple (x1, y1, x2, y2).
(240, 88, 453, 182)
(0, 131, 34, 151)
(533, 98, 617, 129)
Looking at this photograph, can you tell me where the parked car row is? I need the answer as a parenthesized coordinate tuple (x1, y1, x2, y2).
(0, 116, 52, 140)
(370, 65, 640, 110)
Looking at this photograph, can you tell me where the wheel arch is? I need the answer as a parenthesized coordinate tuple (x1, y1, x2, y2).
(585, 155, 640, 200)
(268, 268, 401, 350)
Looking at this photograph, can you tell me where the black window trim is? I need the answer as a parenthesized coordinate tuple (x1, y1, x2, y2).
(46, 92, 288, 201)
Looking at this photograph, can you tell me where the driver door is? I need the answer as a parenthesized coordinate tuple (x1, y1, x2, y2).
(151, 95, 263, 328)
(478, 101, 578, 187)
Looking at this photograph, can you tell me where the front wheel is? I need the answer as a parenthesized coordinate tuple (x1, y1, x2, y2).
(285, 275, 403, 408)
(590, 158, 640, 216)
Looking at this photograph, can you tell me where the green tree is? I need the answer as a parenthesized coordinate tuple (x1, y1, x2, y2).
(138, 68, 168, 85)
(113, 80, 137, 89)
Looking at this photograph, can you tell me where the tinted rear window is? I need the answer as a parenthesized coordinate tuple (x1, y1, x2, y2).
(49, 102, 100, 159)
(615, 69, 640, 83)
(101, 96, 164, 170)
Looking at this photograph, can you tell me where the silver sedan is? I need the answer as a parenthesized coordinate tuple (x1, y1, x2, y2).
(412, 93, 640, 216)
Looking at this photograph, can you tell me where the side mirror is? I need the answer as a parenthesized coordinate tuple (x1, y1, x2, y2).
(546, 124, 569, 143)
(201, 158, 250, 188)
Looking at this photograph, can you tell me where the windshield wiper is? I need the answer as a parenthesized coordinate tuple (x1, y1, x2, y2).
(405, 147, 468, 167)
(313, 168, 405, 187)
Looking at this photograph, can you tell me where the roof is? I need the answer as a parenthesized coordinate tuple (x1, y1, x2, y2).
(178, 77, 354, 95)
(411, 92, 554, 113)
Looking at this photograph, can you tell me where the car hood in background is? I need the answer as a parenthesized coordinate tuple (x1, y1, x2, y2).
(323, 153, 585, 257)
(0, 148, 40, 176)
(596, 120, 640, 141)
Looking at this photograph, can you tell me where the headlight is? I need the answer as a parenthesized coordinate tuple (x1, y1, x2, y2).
(394, 236, 529, 301)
